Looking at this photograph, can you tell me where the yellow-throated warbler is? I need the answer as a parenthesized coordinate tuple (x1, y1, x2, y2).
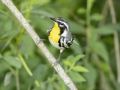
(47, 17, 78, 62)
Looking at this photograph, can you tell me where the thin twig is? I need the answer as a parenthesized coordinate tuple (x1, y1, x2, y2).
(18, 54, 40, 87)
(15, 69, 20, 90)
(99, 0, 109, 26)
(93, 53, 116, 88)
(1, 0, 78, 90)
(99, 0, 117, 87)
(93, 53, 110, 90)
(108, 0, 120, 83)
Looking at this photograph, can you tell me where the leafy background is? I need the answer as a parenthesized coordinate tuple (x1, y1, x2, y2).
(0, 0, 120, 90)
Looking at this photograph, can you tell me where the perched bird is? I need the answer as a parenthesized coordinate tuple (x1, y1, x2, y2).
(47, 17, 78, 63)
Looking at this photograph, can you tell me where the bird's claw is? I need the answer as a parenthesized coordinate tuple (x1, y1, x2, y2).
(52, 58, 60, 66)
(37, 39, 47, 44)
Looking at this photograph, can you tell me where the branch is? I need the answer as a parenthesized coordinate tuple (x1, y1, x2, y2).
(98, 0, 108, 26)
(107, 0, 120, 83)
(1, 0, 78, 90)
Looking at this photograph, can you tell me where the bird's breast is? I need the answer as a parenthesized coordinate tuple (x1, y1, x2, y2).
(49, 24, 60, 43)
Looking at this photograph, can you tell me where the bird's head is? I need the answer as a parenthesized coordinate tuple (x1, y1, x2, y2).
(50, 17, 70, 31)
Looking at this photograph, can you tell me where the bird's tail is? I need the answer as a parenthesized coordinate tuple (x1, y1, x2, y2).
(73, 40, 79, 45)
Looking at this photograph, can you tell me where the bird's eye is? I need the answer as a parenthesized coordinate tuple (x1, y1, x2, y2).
(60, 24, 63, 26)
(59, 23, 64, 27)
(58, 22, 63, 26)
(60, 23, 64, 25)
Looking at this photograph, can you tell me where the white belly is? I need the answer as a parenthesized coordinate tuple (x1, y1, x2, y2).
(48, 37, 64, 50)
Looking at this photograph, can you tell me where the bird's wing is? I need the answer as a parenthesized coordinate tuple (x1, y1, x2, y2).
(47, 27, 52, 34)
(66, 32, 79, 45)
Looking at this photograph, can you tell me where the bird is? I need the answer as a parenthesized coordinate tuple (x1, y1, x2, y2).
(47, 17, 79, 64)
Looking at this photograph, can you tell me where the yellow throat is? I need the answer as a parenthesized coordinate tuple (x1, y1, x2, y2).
(49, 22, 60, 43)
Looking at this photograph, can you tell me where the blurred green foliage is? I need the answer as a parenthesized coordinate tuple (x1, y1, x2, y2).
(0, 0, 120, 90)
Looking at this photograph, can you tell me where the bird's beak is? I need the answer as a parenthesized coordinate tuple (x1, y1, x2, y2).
(50, 17, 56, 22)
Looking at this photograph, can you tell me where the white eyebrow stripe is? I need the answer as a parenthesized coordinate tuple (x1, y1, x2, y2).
(56, 20, 69, 31)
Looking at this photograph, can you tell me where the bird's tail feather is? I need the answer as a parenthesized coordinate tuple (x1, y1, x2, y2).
(73, 40, 79, 45)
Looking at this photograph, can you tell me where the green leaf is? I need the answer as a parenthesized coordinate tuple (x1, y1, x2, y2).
(3, 21, 12, 31)
(90, 13, 103, 21)
(84, 63, 97, 90)
(87, 0, 95, 13)
(71, 54, 85, 64)
(77, 8, 86, 14)
(69, 71, 86, 82)
(101, 62, 109, 73)
(91, 41, 109, 62)
(28, 65, 47, 87)
(3, 56, 22, 69)
(66, 55, 74, 60)
(94, 26, 114, 35)
(72, 66, 89, 72)
(3, 21, 18, 37)
(0, 63, 8, 73)
(94, 23, 120, 35)
(4, 72, 12, 86)
(20, 34, 35, 58)
(32, 65, 46, 80)
(47, 83, 54, 90)
(63, 61, 72, 67)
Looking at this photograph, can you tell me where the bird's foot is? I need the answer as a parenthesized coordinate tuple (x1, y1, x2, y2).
(37, 39, 47, 44)
(52, 58, 60, 66)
